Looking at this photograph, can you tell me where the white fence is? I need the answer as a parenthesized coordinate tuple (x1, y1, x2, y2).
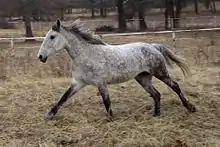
(1, 27, 220, 49)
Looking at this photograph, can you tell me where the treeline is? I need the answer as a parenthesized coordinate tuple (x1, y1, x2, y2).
(0, 0, 219, 37)
(117, 0, 218, 31)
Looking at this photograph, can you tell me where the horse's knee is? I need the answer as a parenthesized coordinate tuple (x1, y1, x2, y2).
(155, 90, 161, 99)
(170, 81, 181, 94)
(160, 77, 182, 94)
(147, 86, 161, 101)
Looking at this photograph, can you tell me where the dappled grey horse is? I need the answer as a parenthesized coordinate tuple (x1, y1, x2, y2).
(37, 19, 196, 120)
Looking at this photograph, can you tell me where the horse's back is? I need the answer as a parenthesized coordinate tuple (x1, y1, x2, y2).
(105, 42, 166, 80)
(110, 42, 163, 59)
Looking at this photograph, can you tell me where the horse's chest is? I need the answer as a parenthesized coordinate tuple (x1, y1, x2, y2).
(76, 61, 107, 84)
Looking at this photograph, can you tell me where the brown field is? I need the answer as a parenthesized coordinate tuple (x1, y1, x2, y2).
(0, 31, 220, 147)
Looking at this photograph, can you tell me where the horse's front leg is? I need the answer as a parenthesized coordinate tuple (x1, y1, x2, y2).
(98, 84, 113, 117)
(45, 81, 85, 120)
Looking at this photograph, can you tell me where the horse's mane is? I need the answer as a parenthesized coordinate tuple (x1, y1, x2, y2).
(62, 22, 106, 45)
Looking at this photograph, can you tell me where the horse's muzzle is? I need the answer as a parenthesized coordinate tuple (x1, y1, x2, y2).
(38, 55, 47, 63)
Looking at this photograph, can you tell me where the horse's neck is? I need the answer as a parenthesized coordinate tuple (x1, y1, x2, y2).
(65, 36, 97, 62)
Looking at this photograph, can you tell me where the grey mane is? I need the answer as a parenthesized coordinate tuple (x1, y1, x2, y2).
(60, 23, 107, 45)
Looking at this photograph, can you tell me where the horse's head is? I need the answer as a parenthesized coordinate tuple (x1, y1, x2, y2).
(37, 20, 70, 63)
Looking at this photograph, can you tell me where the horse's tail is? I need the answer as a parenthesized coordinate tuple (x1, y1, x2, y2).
(152, 43, 191, 77)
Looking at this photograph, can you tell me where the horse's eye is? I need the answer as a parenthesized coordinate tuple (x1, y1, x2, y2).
(50, 35, 55, 40)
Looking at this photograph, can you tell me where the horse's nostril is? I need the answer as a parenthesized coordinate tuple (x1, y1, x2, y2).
(38, 55, 47, 63)
(39, 55, 43, 60)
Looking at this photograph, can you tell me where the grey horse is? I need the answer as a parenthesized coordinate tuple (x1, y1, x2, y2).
(37, 20, 196, 120)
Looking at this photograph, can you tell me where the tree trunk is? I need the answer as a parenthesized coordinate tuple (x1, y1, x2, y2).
(174, 0, 181, 29)
(60, 8, 64, 20)
(164, 0, 169, 30)
(67, 8, 72, 14)
(100, 8, 104, 17)
(103, 0, 107, 17)
(23, 15, 35, 42)
(165, 0, 175, 30)
(169, 0, 175, 29)
(194, 0, 199, 14)
(91, 7, 95, 18)
(212, 0, 216, 13)
(104, 7, 107, 17)
(138, 8, 147, 31)
(90, 0, 95, 18)
(117, 0, 127, 32)
(100, 0, 104, 17)
(0, 17, 14, 29)
(204, 0, 211, 11)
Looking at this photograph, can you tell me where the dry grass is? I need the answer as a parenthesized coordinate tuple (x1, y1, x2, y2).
(0, 33, 220, 147)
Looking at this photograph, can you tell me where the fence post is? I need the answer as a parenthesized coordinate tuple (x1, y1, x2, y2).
(152, 21, 156, 31)
(172, 31, 176, 42)
(10, 38, 14, 49)
(214, 16, 217, 27)
(99, 34, 103, 40)
(192, 17, 194, 28)
(171, 18, 176, 48)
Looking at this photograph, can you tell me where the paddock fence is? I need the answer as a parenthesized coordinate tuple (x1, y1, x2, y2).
(1, 27, 220, 48)
(0, 27, 220, 79)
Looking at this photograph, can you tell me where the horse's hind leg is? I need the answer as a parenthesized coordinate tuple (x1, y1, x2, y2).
(135, 72, 161, 116)
(155, 74, 196, 113)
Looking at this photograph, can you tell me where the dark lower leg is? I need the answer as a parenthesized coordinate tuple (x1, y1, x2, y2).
(48, 86, 73, 116)
(135, 73, 161, 116)
(98, 85, 113, 116)
(146, 86, 161, 116)
(46, 83, 84, 120)
(171, 81, 196, 112)
(158, 76, 196, 112)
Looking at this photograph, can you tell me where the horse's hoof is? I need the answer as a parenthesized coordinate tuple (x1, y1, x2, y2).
(153, 109, 160, 117)
(45, 112, 55, 120)
(108, 116, 114, 122)
(187, 103, 196, 113)
(153, 113, 160, 117)
(106, 110, 114, 121)
(109, 109, 113, 117)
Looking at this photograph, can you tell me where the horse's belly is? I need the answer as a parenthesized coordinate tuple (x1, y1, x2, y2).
(107, 71, 138, 84)
(108, 76, 130, 84)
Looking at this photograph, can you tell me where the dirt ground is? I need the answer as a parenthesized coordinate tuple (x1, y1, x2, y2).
(0, 33, 220, 147)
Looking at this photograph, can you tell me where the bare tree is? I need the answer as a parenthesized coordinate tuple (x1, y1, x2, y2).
(204, 0, 216, 13)
(100, 0, 106, 17)
(164, 0, 185, 30)
(164, 0, 169, 29)
(164, 0, 174, 30)
(0, 0, 51, 39)
(137, 0, 148, 30)
(0, 0, 15, 29)
(19, 0, 36, 41)
(212, 0, 217, 13)
(125, 0, 148, 31)
(117, 0, 127, 32)
(194, 0, 199, 14)
(89, 0, 95, 18)
(174, 0, 181, 28)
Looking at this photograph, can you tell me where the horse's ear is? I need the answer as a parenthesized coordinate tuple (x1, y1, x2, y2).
(57, 19, 61, 28)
